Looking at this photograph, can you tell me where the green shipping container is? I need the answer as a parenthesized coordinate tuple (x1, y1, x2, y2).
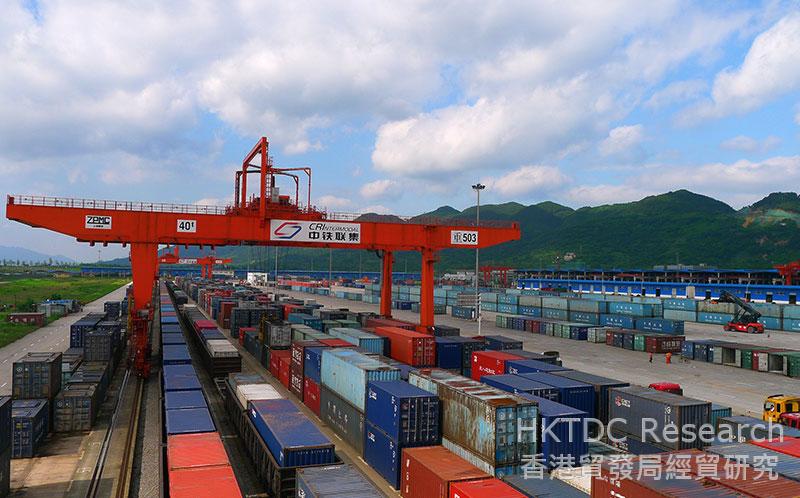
(634, 334, 646, 352)
(788, 354, 800, 378)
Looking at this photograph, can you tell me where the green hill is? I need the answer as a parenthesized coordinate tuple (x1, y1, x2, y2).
(99, 190, 800, 271)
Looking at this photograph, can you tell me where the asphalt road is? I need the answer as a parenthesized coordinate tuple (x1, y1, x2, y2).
(0, 284, 130, 396)
(273, 287, 800, 418)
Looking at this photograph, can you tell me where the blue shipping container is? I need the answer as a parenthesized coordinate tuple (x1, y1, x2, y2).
(635, 318, 684, 335)
(480, 374, 560, 401)
(200, 329, 225, 341)
(483, 335, 523, 351)
(505, 359, 570, 375)
(320, 349, 400, 412)
(165, 407, 215, 434)
(600, 314, 636, 329)
(162, 344, 192, 365)
(248, 399, 335, 467)
(364, 421, 402, 488)
(515, 394, 588, 468)
(10, 399, 48, 458)
(162, 365, 201, 392)
(434, 337, 463, 370)
(518, 306, 542, 317)
(165, 390, 207, 410)
(516, 372, 595, 419)
(303, 347, 328, 384)
(365, 380, 439, 446)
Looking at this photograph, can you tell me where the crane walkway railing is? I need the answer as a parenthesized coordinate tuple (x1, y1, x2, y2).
(8, 195, 517, 228)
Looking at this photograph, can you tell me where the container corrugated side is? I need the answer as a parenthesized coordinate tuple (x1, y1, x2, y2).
(320, 349, 400, 412)
(168, 465, 241, 498)
(400, 446, 489, 498)
(166, 432, 231, 470)
(165, 407, 215, 435)
(319, 385, 365, 456)
(364, 380, 440, 446)
(247, 398, 335, 467)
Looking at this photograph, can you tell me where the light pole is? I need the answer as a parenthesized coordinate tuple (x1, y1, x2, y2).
(472, 183, 485, 336)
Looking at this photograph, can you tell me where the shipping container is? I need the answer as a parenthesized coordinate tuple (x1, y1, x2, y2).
(247, 398, 335, 467)
(471, 351, 524, 381)
(321, 349, 400, 412)
(165, 390, 207, 410)
(296, 464, 384, 497)
(373, 326, 436, 366)
(400, 446, 490, 498)
(710, 404, 732, 429)
(328, 327, 386, 354)
(752, 438, 800, 458)
(10, 399, 48, 458)
(435, 337, 465, 370)
(608, 386, 710, 450)
(303, 347, 329, 384)
(319, 385, 366, 455)
(635, 318, 684, 335)
(706, 442, 800, 482)
(504, 359, 569, 375)
(599, 314, 636, 329)
(163, 365, 202, 392)
(480, 375, 559, 401)
(503, 473, 587, 497)
(432, 324, 461, 337)
(163, 344, 192, 365)
(168, 464, 241, 498)
(303, 377, 321, 416)
(235, 383, 283, 409)
(483, 335, 523, 351)
(365, 380, 440, 446)
(167, 432, 230, 470)
(165, 407, 215, 435)
(449, 477, 526, 498)
(364, 420, 403, 487)
(516, 372, 594, 418)
(53, 385, 98, 432)
(408, 369, 537, 469)
(12, 352, 62, 400)
(715, 415, 800, 441)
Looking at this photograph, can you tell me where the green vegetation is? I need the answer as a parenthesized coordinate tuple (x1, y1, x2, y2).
(0, 275, 129, 348)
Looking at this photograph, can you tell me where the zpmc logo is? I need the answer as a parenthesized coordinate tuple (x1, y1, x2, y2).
(273, 222, 302, 239)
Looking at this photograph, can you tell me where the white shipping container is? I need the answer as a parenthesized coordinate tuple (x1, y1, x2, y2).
(236, 383, 283, 408)
(206, 339, 239, 358)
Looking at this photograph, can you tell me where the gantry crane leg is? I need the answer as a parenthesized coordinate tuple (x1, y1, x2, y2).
(418, 248, 437, 333)
(380, 250, 394, 318)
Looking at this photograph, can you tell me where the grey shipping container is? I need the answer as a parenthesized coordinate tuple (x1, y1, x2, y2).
(296, 464, 384, 497)
(54, 385, 98, 432)
(11, 399, 48, 458)
(608, 386, 710, 450)
(84, 330, 114, 362)
(552, 370, 629, 424)
(12, 353, 62, 400)
(0, 397, 10, 452)
(320, 385, 366, 456)
(715, 415, 800, 441)
(503, 473, 588, 497)
(707, 442, 800, 482)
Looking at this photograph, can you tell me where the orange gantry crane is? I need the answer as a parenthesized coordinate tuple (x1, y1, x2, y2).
(158, 246, 232, 279)
(6, 137, 520, 376)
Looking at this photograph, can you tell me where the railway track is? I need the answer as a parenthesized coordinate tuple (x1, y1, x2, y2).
(85, 368, 144, 498)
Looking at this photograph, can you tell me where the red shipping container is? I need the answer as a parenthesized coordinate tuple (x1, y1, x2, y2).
(269, 350, 292, 388)
(218, 301, 235, 326)
(318, 338, 352, 348)
(289, 371, 304, 400)
(605, 330, 614, 345)
(167, 432, 230, 471)
(470, 351, 523, 381)
(644, 335, 684, 354)
(374, 326, 435, 366)
(283, 303, 301, 318)
(366, 317, 415, 330)
(193, 319, 218, 334)
(238, 326, 257, 346)
(525, 320, 540, 334)
(751, 437, 800, 458)
(449, 478, 526, 498)
(303, 377, 321, 416)
(592, 459, 740, 498)
(291, 340, 323, 374)
(169, 465, 241, 498)
(400, 446, 489, 498)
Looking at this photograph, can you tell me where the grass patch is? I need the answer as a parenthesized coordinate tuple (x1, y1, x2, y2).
(0, 275, 129, 349)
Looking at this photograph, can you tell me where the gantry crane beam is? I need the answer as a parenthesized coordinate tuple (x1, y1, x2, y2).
(6, 137, 520, 377)
(158, 246, 232, 278)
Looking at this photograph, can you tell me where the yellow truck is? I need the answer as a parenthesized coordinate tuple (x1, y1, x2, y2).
(763, 394, 800, 423)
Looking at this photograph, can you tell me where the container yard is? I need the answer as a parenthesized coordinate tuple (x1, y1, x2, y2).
(3, 4, 800, 497)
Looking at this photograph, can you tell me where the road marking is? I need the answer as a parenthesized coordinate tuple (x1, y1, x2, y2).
(0, 383, 6, 388)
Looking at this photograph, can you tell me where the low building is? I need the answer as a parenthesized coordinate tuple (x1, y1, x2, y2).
(6, 312, 46, 326)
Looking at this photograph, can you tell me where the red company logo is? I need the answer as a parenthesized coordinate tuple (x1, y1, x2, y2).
(273, 222, 302, 239)
(614, 396, 622, 407)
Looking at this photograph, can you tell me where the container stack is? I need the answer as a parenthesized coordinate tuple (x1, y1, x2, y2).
(409, 369, 537, 476)
(10, 399, 48, 458)
(363, 380, 440, 488)
(0, 397, 10, 496)
(12, 352, 61, 435)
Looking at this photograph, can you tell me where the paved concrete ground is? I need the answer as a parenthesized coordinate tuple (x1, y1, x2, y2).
(0, 284, 130, 395)
(2, 285, 129, 496)
(274, 287, 800, 418)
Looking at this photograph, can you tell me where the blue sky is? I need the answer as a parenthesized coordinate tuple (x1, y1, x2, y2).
(1, 1, 799, 261)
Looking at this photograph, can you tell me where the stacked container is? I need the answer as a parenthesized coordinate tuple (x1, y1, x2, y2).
(470, 351, 523, 380)
(10, 399, 48, 458)
(373, 326, 435, 367)
(296, 464, 384, 497)
(400, 446, 489, 498)
(515, 372, 595, 418)
(363, 380, 440, 488)
(0, 397, 9, 495)
(409, 369, 537, 476)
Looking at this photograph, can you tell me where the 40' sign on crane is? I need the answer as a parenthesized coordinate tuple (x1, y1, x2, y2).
(6, 137, 520, 376)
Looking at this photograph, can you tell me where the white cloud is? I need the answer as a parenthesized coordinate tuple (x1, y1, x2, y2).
(645, 80, 707, 109)
(194, 198, 227, 206)
(599, 125, 645, 157)
(720, 135, 781, 153)
(795, 104, 800, 125)
(316, 195, 351, 209)
(565, 184, 655, 206)
(681, 13, 800, 123)
(359, 179, 398, 200)
(485, 165, 569, 197)
(359, 205, 392, 215)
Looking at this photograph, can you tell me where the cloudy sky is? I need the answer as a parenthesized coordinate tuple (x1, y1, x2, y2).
(1, 1, 799, 261)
